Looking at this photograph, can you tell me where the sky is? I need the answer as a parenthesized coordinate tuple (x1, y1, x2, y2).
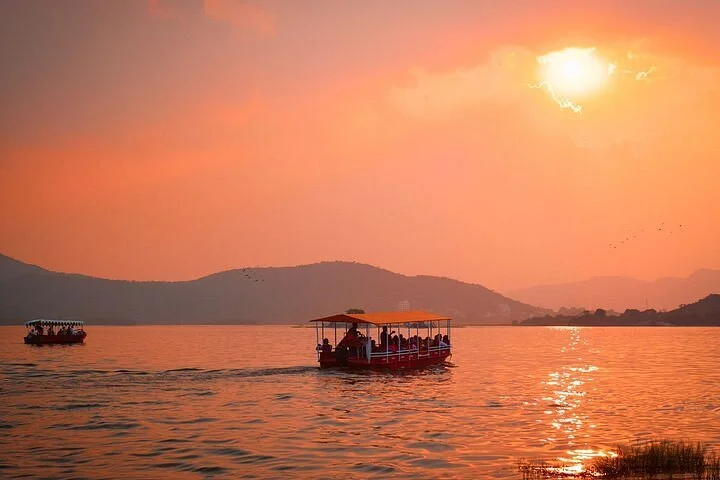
(1, 0, 719, 292)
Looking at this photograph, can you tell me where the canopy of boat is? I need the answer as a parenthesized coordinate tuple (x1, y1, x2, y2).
(25, 319, 84, 327)
(310, 310, 450, 326)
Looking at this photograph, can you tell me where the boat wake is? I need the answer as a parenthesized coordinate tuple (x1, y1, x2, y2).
(1, 363, 319, 383)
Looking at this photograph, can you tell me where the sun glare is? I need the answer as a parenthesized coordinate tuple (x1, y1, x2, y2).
(533, 47, 619, 113)
(538, 47, 612, 99)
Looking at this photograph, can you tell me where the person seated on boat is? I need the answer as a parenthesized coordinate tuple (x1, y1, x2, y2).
(389, 335, 399, 352)
(321, 338, 332, 353)
(398, 334, 407, 350)
(48, 325, 55, 336)
(441, 335, 450, 347)
(338, 323, 364, 348)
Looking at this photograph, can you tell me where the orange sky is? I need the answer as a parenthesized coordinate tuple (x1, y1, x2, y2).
(1, 0, 719, 291)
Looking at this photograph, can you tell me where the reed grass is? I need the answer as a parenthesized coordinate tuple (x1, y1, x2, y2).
(518, 440, 720, 479)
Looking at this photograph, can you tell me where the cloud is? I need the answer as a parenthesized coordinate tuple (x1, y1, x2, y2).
(146, 0, 184, 19)
(384, 43, 720, 153)
(388, 47, 536, 120)
(203, 0, 274, 36)
(146, 0, 274, 36)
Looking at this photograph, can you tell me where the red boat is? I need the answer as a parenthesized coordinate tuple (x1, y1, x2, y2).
(24, 319, 87, 345)
(311, 311, 452, 369)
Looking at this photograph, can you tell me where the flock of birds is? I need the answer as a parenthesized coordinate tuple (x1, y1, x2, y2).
(609, 223, 684, 249)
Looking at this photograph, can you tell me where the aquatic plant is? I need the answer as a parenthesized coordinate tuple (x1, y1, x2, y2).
(518, 439, 720, 479)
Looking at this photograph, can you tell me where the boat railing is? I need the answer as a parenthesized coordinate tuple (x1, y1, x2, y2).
(368, 344, 450, 359)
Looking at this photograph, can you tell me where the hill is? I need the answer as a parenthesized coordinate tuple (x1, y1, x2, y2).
(0, 253, 49, 282)
(507, 269, 720, 311)
(519, 294, 720, 326)
(0, 255, 544, 325)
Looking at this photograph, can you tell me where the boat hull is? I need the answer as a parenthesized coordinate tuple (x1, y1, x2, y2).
(24, 333, 86, 345)
(319, 349, 451, 369)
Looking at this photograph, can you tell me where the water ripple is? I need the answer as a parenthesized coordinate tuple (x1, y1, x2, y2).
(1, 325, 719, 478)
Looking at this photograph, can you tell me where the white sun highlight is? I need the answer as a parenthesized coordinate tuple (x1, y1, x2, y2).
(532, 47, 617, 113)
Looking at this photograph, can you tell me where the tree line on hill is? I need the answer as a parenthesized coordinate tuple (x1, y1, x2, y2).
(517, 294, 720, 326)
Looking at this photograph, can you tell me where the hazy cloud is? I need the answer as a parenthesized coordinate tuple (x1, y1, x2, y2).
(203, 0, 274, 36)
(388, 47, 536, 120)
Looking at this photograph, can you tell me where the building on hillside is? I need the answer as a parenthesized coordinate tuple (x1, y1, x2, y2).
(397, 300, 410, 311)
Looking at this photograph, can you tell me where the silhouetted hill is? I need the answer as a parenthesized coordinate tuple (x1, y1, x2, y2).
(519, 294, 720, 326)
(508, 269, 720, 311)
(0, 255, 544, 325)
(663, 294, 720, 325)
(0, 253, 49, 282)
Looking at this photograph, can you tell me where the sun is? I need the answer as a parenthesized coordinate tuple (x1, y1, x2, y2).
(537, 47, 614, 100)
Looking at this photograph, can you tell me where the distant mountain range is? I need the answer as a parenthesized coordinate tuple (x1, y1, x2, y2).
(508, 269, 720, 312)
(519, 294, 720, 326)
(0, 253, 543, 325)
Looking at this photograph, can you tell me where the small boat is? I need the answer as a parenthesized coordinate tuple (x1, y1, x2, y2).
(310, 311, 452, 369)
(24, 319, 87, 345)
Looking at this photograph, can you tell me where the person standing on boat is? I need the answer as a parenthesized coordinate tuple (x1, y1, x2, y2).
(347, 322, 360, 338)
(380, 326, 395, 349)
(339, 322, 363, 348)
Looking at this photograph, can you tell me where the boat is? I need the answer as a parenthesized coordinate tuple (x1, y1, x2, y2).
(310, 311, 452, 369)
(24, 319, 87, 345)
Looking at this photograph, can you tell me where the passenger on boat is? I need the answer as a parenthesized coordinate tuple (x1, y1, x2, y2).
(338, 323, 364, 348)
(441, 335, 450, 346)
(362, 336, 372, 359)
(48, 325, 55, 336)
(321, 338, 332, 353)
(380, 326, 395, 349)
(347, 322, 360, 338)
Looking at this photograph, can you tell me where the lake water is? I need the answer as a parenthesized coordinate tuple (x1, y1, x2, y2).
(1, 325, 719, 479)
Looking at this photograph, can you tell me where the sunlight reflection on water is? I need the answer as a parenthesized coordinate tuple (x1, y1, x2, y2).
(1, 325, 719, 479)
